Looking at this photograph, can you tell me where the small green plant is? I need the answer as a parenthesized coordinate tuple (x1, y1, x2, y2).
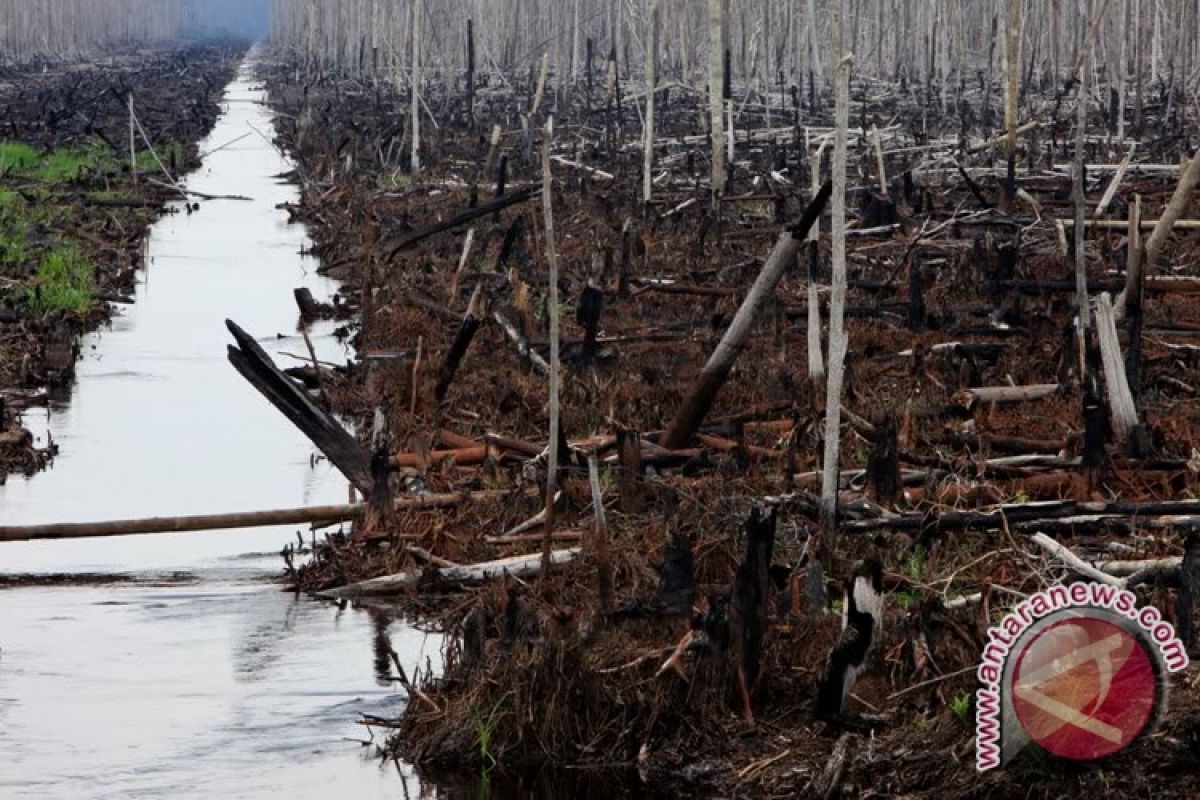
(1013, 490, 1032, 504)
(470, 698, 507, 768)
(23, 246, 94, 318)
(891, 589, 917, 609)
(904, 545, 927, 582)
(951, 692, 971, 721)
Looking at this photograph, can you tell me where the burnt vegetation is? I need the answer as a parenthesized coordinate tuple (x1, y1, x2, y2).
(257, 0, 1200, 796)
(6, 0, 1200, 795)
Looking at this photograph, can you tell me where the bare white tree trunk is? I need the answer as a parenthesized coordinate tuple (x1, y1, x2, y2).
(819, 0, 852, 567)
(643, 0, 659, 205)
(708, 0, 726, 204)
(1004, 0, 1023, 156)
(572, 0, 581, 82)
(411, 0, 422, 174)
(1118, 0, 1128, 139)
(807, 139, 827, 383)
(540, 114, 562, 571)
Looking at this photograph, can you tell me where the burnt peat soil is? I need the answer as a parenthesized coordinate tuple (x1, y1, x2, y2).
(261, 58, 1200, 798)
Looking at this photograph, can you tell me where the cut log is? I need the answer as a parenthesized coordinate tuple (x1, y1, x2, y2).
(391, 446, 487, 469)
(0, 504, 361, 542)
(319, 547, 581, 598)
(953, 384, 1062, 410)
(0, 489, 536, 543)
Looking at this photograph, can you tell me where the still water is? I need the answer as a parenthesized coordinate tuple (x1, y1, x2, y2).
(0, 57, 432, 799)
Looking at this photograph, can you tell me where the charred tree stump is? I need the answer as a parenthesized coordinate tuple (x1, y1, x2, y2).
(576, 284, 604, 364)
(617, 428, 644, 513)
(733, 507, 777, 724)
(226, 319, 372, 493)
(493, 154, 509, 222)
(368, 406, 394, 522)
(906, 255, 924, 331)
(1081, 333, 1108, 489)
(293, 286, 327, 322)
(661, 530, 695, 616)
(1177, 533, 1200, 652)
(868, 413, 900, 506)
(435, 285, 485, 403)
(816, 558, 884, 721)
(462, 607, 485, 669)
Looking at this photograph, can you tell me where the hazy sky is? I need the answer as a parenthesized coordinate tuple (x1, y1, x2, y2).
(187, 0, 269, 39)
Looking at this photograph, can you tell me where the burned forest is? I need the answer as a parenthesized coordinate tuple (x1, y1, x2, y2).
(4, 0, 1200, 798)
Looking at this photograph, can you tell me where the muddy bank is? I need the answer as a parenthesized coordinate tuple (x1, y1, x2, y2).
(259, 51, 1200, 799)
(0, 42, 245, 477)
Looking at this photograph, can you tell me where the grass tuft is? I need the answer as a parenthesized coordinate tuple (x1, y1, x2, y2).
(24, 246, 94, 318)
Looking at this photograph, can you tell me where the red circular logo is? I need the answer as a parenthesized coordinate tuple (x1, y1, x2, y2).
(1011, 616, 1159, 760)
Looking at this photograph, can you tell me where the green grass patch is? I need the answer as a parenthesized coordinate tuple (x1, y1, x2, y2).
(0, 142, 40, 175)
(0, 192, 31, 265)
(0, 138, 186, 185)
(23, 246, 94, 318)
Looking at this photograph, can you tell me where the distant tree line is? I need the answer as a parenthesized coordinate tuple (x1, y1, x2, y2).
(267, 0, 1198, 116)
(0, 0, 188, 62)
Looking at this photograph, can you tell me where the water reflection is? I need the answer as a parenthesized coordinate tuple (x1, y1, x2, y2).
(0, 54, 425, 800)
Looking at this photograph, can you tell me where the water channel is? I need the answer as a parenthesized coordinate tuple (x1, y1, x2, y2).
(0, 57, 430, 800)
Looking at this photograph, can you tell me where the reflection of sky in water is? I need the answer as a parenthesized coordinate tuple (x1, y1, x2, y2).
(0, 57, 429, 799)
(0, 56, 350, 574)
(0, 583, 434, 799)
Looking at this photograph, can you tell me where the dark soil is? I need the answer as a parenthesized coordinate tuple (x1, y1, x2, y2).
(259, 55, 1200, 798)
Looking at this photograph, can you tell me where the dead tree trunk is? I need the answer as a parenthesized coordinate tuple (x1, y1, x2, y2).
(661, 181, 832, 449)
(540, 114, 563, 573)
(733, 507, 777, 724)
(708, 0, 726, 205)
(814, 2, 853, 613)
(226, 319, 372, 493)
(642, 0, 658, 206)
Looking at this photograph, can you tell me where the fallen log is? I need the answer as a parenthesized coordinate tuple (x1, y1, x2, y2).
(391, 446, 488, 469)
(843, 499, 1200, 535)
(0, 489, 535, 543)
(319, 547, 581, 598)
(0, 504, 362, 543)
(384, 185, 540, 259)
(953, 383, 1062, 410)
